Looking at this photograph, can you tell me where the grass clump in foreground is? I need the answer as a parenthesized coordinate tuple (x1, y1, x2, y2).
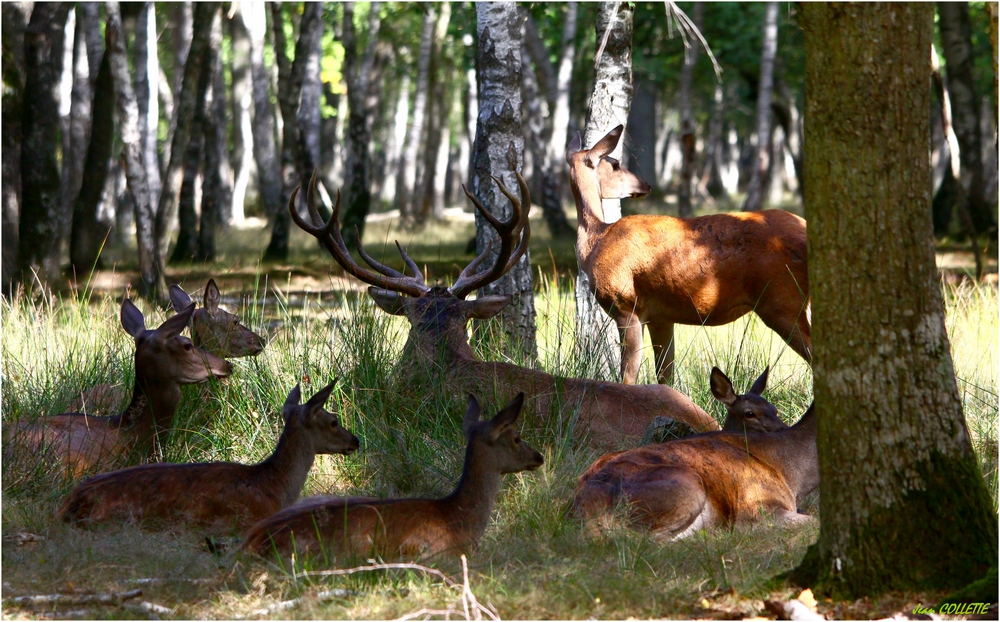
(1, 276, 996, 619)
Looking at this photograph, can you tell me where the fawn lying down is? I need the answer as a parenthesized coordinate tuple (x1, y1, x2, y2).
(59, 381, 359, 532)
(243, 392, 543, 561)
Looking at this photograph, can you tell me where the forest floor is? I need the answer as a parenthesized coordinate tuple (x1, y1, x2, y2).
(2, 201, 997, 620)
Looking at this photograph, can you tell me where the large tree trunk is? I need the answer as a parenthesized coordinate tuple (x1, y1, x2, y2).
(197, 7, 226, 262)
(243, 1, 281, 223)
(341, 2, 385, 247)
(575, 1, 634, 379)
(228, 5, 252, 226)
(742, 1, 778, 211)
(2, 2, 30, 296)
(472, 2, 537, 360)
(69, 38, 113, 275)
(296, 3, 323, 185)
(155, 2, 218, 262)
(105, 1, 162, 300)
(134, 3, 161, 210)
(61, 8, 92, 275)
(676, 2, 703, 217)
(396, 5, 436, 224)
(937, 2, 992, 233)
(792, 3, 997, 597)
(19, 2, 71, 287)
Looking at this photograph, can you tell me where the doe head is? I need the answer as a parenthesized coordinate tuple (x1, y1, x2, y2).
(121, 299, 233, 385)
(169, 279, 264, 358)
(283, 380, 360, 455)
(566, 125, 651, 200)
(709, 366, 788, 434)
(463, 392, 544, 474)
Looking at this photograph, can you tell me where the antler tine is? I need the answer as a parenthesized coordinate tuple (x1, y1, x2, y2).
(395, 241, 424, 281)
(306, 170, 325, 227)
(355, 230, 415, 282)
(448, 173, 531, 299)
(287, 175, 431, 297)
(453, 237, 493, 285)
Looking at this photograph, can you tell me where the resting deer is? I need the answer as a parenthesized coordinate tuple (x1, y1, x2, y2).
(3, 300, 232, 478)
(568, 125, 811, 385)
(580, 366, 788, 479)
(59, 381, 359, 532)
(69, 279, 263, 415)
(243, 392, 543, 560)
(289, 172, 718, 450)
(572, 401, 817, 540)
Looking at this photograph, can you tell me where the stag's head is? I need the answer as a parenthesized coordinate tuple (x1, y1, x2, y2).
(289, 169, 531, 360)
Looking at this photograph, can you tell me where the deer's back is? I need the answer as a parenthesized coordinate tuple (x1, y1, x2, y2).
(589, 211, 808, 323)
(244, 497, 463, 560)
(60, 461, 284, 531)
(5, 414, 127, 477)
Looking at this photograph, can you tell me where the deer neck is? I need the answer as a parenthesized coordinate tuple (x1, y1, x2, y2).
(405, 315, 479, 366)
(254, 421, 315, 509)
(115, 377, 182, 457)
(440, 439, 503, 547)
(570, 170, 611, 269)
(750, 408, 818, 500)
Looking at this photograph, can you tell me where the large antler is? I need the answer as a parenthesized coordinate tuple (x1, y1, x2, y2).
(288, 172, 431, 297)
(449, 171, 532, 299)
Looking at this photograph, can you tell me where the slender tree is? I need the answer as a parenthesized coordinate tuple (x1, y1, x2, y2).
(791, 2, 997, 596)
(396, 5, 436, 224)
(472, 2, 536, 359)
(243, 1, 282, 226)
(677, 2, 704, 217)
(197, 6, 226, 262)
(19, 2, 71, 287)
(134, 3, 161, 209)
(229, 4, 252, 225)
(742, 1, 778, 211)
(61, 7, 93, 268)
(2, 2, 29, 295)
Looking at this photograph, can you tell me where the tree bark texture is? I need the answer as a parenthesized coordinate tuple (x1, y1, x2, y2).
(2, 2, 29, 295)
(105, 1, 163, 300)
(295, 3, 323, 185)
(396, 5, 436, 223)
(61, 9, 92, 267)
(155, 2, 218, 262)
(19, 2, 71, 287)
(676, 2, 703, 217)
(792, 3, 997, 597)
(69, 45, 113, 275)
(134, 3, 161, 211)
(473, 2, 537, 360)
(576, 1, 634, 378)
(937, 2, 992, 233)
(197, 7, 226, 262)
(742, 1, 778, 211)
(244, 0, 282, 222)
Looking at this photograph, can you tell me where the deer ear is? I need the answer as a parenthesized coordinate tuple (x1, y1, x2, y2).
(589, 125, 624, 162)
(307, 379, 338, 413)
(120, 299, 147, 338)
(465, 295, 511, 320)
(169, 284, 193, 313)
(283, 383, 303, 422)
(749, 367, 769, 396)
(157, 302, 195, 339)
(368, 287, 407, 316)
(204, 279, 221, 313)
(489, 392, 525, 440)
(710, 367, 737, 406)
(463, 394, 482, 439)
(566, 132, 582, 163)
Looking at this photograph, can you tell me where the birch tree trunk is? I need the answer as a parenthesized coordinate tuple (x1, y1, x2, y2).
(19, 2, 71, 287)
(472, 2, 536, 360)
(576, 0, 634, 379)
(105, 1, 163, 300)
(2, 2, 29, 295)
(379, 71, 410, 205)
(134, 3, 161, 210)
(742, 1, 778, 211)
(198, 7, 226, 262)
(416, 3, 452, 224)
(397, 5, 436, 224)
(61, 8, 90, 260)
(792, 2, 997, 596)
(243, 1, 281, 222)
(228, 5, 252, 225)
(677, 2, 703, 217)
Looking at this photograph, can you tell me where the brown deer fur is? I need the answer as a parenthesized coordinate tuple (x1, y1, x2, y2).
(568, 125, 811, 384)
(573, 402, 817, 540)
(289, 172, 719, 451)
(59, 382, 359, 531)
(3, 300, 232, 478)
(243, 392, 544, 560)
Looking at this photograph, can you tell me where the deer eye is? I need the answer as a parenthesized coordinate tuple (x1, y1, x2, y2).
(514, 437, 522, 445)
(745, 410, 756, 418)
(183, 342, 193, 351)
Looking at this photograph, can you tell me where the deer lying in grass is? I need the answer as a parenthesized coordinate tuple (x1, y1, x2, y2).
(573, 400, 816, 540)
(3, 300, 232, 478)
(69, 279, 263, 415)
(59, 381, 359, 532)
(568, 125, 811, 385)
(244, 392, 543, 560)
(580, 366, 788, 480)
(289, 172, 718, 450)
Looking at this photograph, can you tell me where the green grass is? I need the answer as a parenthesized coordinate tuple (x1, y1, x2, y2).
(2, 256, 996, 619)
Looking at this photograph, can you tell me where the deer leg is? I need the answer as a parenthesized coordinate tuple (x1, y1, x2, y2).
(647, 320, 676, 385)
(624, 468, 710, 539)
(616, 312, 644, 384)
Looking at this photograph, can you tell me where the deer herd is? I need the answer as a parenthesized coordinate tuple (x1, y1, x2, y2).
(4, 126, 816, 567)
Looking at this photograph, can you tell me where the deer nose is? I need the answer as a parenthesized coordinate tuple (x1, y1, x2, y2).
(214, 359, 234, 378)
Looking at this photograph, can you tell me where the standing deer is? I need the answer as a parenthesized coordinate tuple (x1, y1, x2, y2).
(568, 125, 811, 384)
(573, 402, 817, 540)
(289, 172, 719, 451)
(243, 392, 543, 560)
(59, 381, 359, 532)
(3, 300, 233, 478)
(70, 279, 263, 415)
